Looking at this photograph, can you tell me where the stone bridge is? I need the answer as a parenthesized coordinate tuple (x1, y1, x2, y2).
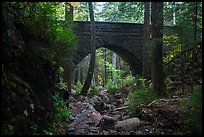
(72, 21, 144, 75)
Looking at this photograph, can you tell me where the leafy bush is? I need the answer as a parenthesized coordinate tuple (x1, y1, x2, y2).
(127, 75, 147, 92)
(58, 66, 64, 74)
(30, 123, 38, 135)
(179, 85, 202, 135)
(121, 75, 135, 86)
(55, 66, 68, 91)
(43, 92, 73, 135)
(88, 86, 99, 97)
(105, 79, 118, 93)
(52, 92, 73, 124)
(73, 80, 83, 93)
(125, 86, 156, 116)
(8, 2, 77, 65)
(56, 77, 68, 90)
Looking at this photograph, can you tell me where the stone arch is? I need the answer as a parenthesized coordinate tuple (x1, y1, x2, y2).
(72, 21, 144, 76)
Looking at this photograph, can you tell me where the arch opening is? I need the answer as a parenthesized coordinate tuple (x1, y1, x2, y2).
(73, 43, 142, 76)
(72, 45, 142, 87)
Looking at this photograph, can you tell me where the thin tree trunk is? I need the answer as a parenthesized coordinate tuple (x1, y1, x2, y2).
(151, 2, 165, 96)
(80, 2, 96, 95)
(103, 48, 107, 86)
(72, 69, 75, 84)
(74, 67, 78, 83)
(112, 52, 117, 83)
(191, 2, 197, 90)
(94, 58, 99, 85)
(92, 72, 96, 86)
(63, 2, 73, 100)
(78, 65, 80, 83)
(180, 28, 184, 93)
(80, 64, 83, 83)
(142, 2, 151, 80)
(173, 2, 176, 25)
(117, 56, 121, 70)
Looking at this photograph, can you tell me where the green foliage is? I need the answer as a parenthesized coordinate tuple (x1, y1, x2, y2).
(56, 66, 68, 90)
(124, 82, 156, 116)
(73, 80, 83, 93)
(52, 92, 73, 124)
(105, 79, 118, 93)
(56, 77, 68, 90)
(163, 35, 181, 63)
(30, 123, 38, 135)
(105, 61, 121, 76)
(74, 2, 89, 21)
(105, 61, 123, 87)
(43, 130, 54, 135)
(121, 75, 135, 86)
(58, 66, 64, 74)
(7, 2, 77, 65)
(128, 75, 147, 91)
(43, 92, 73, 135)
(179, 85, 202, 135)
(2, 125, 15, 135)
(97, 2, 144, 23)
(88, 86, 99, 97)
(38, 26, 77, 64)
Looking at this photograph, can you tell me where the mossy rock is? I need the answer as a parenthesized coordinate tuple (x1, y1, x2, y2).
(7, 73, 33, 94)
(6, 73, 37, 102)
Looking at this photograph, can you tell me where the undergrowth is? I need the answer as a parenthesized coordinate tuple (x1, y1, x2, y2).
(124, 75, 156, 116)
(43, 92, 73, 135)
(179, 85, 202, 135)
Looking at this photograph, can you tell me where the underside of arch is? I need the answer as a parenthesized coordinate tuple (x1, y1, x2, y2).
(73, 44, 142, 76)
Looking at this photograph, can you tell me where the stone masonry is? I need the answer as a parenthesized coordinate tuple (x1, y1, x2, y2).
(72, 21, 144, 75)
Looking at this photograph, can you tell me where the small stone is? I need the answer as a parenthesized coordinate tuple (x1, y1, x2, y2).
(68, 127, 75, 132)
(69, 116, 75, 120)
(89, 127, 99, 133)
(109, 130, 117, 134)
(103, 115, 117, 122)
(145, 128, 149, 132)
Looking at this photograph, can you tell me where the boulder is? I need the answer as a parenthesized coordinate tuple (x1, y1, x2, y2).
(115, 117, 141, 131)
(89, 95, 105, 112)
(102, 115, 117, 124)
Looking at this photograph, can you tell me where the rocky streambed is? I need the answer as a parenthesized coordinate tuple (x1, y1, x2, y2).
(64, 87, 184, 135)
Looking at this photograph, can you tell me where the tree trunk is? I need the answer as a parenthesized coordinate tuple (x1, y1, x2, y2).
(63, 2, 73, 100)
(74, 67, 78, 83)
(191, 2, 197, 90)
(151, 2, 165, 96)
(80, 64, 83, 83)
(80, 2, 96, 95)
(92, 72, 96, 86)
(142, 2, 151, 80)
(94, 58, 99, 85)
(77, 65, 80, 83)
(117, 56, 121, 70)
(112, 52, 117, 83)
(103, 48, 107, 86)
(173, 2, 176, 25)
